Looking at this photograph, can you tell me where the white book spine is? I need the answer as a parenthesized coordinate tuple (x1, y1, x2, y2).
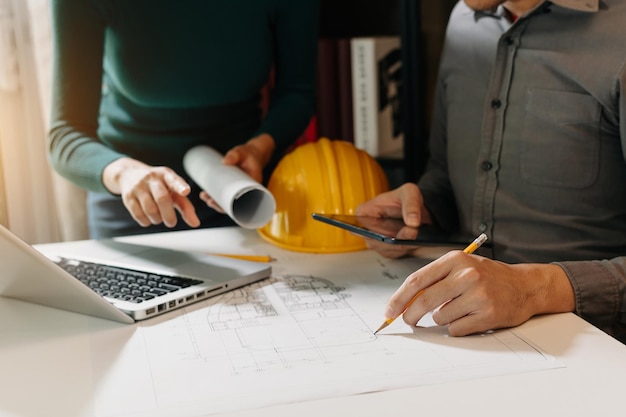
(351, 38, 378, 156)
(351, 36, 404, 158)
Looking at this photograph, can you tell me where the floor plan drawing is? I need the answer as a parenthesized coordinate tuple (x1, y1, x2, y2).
(89, 253, 564, 417)
(176, 275, 382, 376)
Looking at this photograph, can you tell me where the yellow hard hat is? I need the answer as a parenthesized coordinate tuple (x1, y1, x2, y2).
(258, 138, 389, 253)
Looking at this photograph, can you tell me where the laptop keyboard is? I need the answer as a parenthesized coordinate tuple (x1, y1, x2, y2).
(53, 257, 203, 304)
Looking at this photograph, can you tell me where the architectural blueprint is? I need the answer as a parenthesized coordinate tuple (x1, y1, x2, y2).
(88, 251, 563, 417)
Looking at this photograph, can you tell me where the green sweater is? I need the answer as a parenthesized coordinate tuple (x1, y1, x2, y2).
(49, 0, 319, 193)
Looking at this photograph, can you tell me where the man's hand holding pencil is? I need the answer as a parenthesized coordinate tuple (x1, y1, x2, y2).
(357, 183, 576, 337)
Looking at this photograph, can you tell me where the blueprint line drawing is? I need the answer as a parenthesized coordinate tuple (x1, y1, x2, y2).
(91, 269, 563, 417)
(199, 275, 380, 374)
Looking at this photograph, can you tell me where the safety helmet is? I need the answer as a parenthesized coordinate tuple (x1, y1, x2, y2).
(258, 138, 389, 253)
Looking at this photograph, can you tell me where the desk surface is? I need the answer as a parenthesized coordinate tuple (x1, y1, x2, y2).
(2, 227, 626, 417)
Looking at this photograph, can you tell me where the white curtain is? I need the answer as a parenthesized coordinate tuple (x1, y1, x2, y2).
(0, 0, 88, 243)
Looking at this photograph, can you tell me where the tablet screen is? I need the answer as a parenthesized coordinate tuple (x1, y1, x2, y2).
(311, 213, 471, 246)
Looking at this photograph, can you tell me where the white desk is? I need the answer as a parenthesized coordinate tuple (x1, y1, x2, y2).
(2, 227, 626, 417)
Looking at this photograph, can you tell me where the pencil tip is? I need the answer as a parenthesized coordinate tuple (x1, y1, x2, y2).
(373, 321, 390, 335)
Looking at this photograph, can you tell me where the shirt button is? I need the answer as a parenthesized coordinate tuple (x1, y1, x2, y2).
(505, 36, 514, 46)
(491, 99, 502, 109)
(481, 161, 493, 171)
(478, 223, 488, 232)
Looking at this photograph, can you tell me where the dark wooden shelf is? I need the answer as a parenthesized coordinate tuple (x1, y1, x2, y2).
(319, 0, 400, 38)
(399, 0, 427, 183)
(318, 0, 456, 184)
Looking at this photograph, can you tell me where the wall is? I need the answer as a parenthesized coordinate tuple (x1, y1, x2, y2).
(0, 0, 90, 243)
(0, 0, 65, 243)
(25, 0, 89, 242)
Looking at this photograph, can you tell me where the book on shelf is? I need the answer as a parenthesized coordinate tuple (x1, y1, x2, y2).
(316, 38, 340, 140)
(315, 38, 354, 143)
(336, 38, 354, 143)
(350, 36, 403, 158)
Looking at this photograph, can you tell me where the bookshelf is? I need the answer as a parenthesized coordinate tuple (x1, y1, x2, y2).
(318, 0, 456, 187)
(398, 0, 425, 184)
(319, 0, 400, 38)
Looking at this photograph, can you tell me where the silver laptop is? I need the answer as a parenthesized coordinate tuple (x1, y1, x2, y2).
(0, 224, 271, 323)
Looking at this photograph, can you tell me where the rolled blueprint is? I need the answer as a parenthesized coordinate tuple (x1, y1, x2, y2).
(183, 145, 276, 229)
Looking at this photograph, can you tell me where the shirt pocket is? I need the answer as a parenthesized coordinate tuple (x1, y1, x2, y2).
(520, 88, 601, 188)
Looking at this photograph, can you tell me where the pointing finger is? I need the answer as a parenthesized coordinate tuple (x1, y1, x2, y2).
(163, 172, 190, 196)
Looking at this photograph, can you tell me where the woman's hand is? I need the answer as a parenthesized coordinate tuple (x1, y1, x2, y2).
(200, 133, 275, 213)
(103, 157, 200, 228)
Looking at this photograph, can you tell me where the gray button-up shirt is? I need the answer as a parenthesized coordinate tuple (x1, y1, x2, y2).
(418, 0, 626, 342)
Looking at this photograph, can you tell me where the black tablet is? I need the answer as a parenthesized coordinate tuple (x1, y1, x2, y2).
(312, 213, 472, 246)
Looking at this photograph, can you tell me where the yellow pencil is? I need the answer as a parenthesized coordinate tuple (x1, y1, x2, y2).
(373, 233, 488, 335)
(210, 253, 273, 263)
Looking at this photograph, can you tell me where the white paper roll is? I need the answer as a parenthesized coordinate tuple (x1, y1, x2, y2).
(183, 146, 276, 229)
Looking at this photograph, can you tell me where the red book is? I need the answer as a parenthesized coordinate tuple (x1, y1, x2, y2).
(316, 38, 340, 140)
(336, 38, 354, 143)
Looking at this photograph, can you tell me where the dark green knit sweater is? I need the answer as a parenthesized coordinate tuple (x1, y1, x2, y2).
(49, 0, 319, 192)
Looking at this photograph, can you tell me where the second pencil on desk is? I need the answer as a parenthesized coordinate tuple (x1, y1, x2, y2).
(209, 253, 273, 263)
